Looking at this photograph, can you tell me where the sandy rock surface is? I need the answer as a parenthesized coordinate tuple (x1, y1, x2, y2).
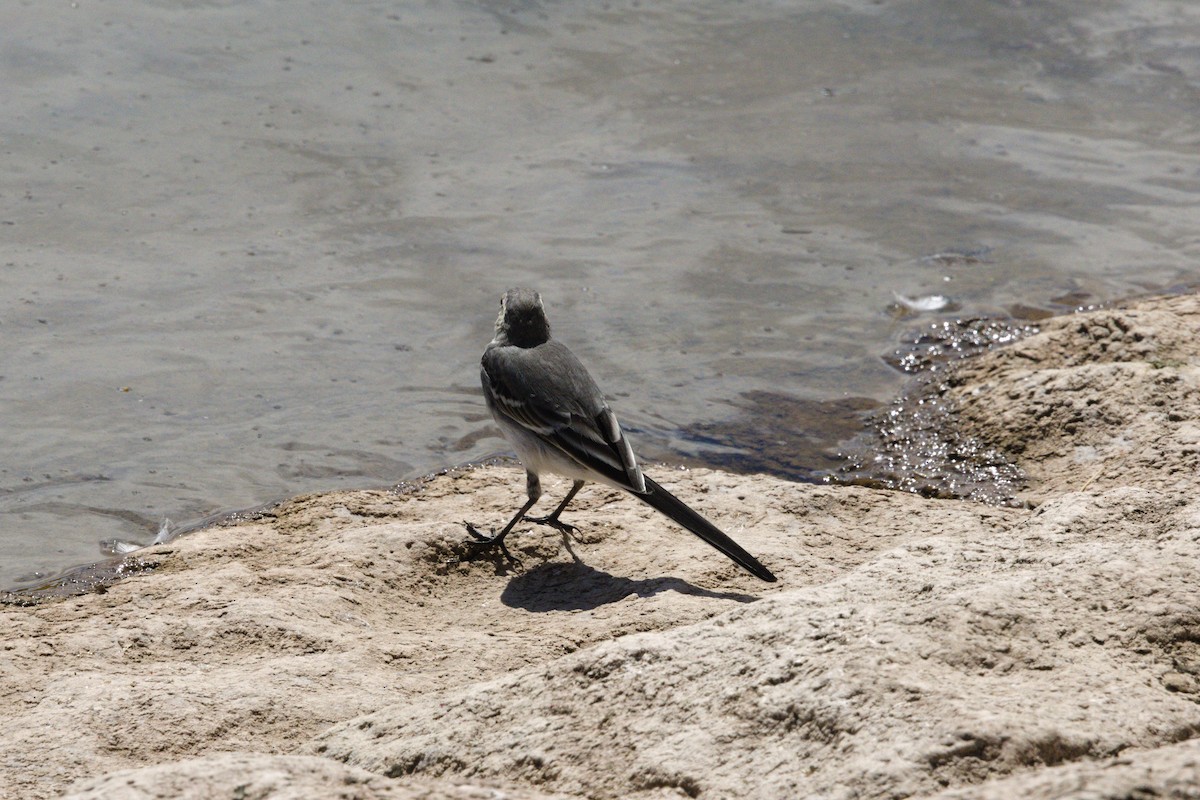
(59, 754, 565, 800)
(949, 291, 1200, 505)
(3, 293, 1199, 799)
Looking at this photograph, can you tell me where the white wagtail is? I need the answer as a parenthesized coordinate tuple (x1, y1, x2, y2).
(465, 288, 777, 582)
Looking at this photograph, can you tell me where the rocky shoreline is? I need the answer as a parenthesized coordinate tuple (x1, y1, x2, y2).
(3, 293, 1199, 799)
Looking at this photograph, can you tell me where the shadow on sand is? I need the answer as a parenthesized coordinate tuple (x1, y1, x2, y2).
(499, 557, 761, 612)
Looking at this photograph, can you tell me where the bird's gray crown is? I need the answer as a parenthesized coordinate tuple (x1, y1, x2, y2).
(496, 287, 551, 347)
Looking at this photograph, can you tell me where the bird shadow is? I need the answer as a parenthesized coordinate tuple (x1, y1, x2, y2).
(499, 558, 762, 612)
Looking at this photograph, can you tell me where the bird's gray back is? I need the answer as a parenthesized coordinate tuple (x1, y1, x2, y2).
(482, 339, 607, 421)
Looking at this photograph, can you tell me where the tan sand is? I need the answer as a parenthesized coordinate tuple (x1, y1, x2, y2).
(4, 293, 1199, 799)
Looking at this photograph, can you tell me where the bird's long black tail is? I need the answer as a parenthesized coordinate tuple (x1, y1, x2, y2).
(638, 476, 777, 582)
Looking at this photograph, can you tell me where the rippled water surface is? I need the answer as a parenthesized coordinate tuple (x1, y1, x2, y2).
(4, 0, 1200, 589)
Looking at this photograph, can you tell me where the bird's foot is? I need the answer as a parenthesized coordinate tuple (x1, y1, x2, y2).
(523, 514, 578, 535)
(463, 520, 496, 542)
(462, 521, 521, 564)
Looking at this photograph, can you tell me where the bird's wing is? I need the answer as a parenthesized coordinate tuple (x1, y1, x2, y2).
(483, 341, 645, 492)
(553, 406, 645, 492)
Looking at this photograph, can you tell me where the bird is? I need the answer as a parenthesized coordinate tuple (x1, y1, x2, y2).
(465, 287, 777, 582)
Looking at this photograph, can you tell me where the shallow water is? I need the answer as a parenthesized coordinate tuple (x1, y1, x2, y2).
(4, 0, 1200, 590)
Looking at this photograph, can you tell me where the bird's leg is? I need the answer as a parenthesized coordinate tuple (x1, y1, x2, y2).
(524, 479, 584, 534)
(463, 471, 542, 561)
(463, 497, 535, 563)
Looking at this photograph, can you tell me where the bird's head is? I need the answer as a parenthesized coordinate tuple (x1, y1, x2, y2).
(494, 288, 551, 347)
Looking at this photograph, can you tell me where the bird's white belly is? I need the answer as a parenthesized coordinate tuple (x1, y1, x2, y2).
(492, 411, 618, 487)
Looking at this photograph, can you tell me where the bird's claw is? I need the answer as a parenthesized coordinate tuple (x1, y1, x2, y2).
(461, 521, 521, 565)
(463, 521, 494, 542)
(523, 514, 578, 535)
